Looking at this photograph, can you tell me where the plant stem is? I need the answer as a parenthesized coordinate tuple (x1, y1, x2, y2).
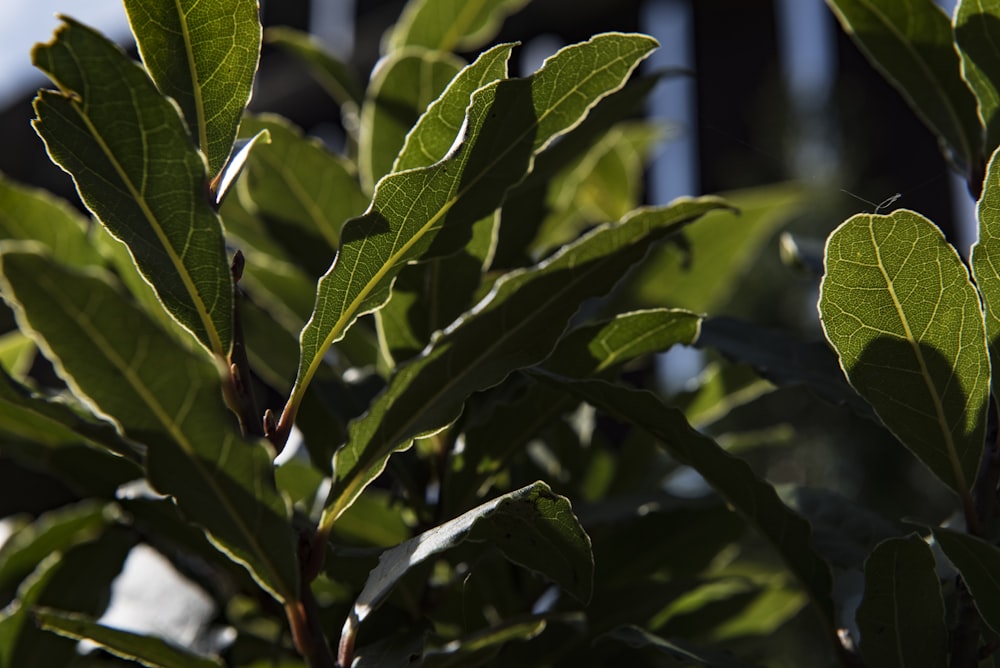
(228, 250, 264, 438)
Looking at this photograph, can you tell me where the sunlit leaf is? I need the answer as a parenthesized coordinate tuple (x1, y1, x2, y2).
(856, 535, 946, 668)
(819, 210, 990, 496)
(0, 250, 299, 603)
(32, 18, 232, 357)
(123, 0, 261, 176)
(318, 199, 726, 532)
(972, 145, 1000, 399)
(280, 33, 659, 443)
(383, 0, 530, 53)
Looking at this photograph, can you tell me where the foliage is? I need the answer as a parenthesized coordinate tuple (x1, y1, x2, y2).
(7, 0, 1000, 667)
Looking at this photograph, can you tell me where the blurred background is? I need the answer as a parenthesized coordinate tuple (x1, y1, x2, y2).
(0, 0, 969, 561)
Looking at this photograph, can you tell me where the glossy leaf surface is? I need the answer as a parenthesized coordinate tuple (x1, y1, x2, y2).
(32, 18, 232, 357)
(319, 199, 726, 531)
(282, 33, 659, 440)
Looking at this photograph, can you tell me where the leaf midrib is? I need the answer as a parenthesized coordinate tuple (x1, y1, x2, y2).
(53, 71, 225, 357)
(294, 39, 651, 412)
(173, 0, 210, 166)
(31, 269, 291, 602)
(868, 217, 968, 491)
(322, 213, 682, 528)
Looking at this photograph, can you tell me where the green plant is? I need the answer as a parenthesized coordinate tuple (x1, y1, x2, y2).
(12, 0, 1000, 667)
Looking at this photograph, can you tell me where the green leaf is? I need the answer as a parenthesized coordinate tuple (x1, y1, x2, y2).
(0, 250, 299, 603)
(265, 27, 364, 109)
(384, 0, 530, 53)
(0, 527, 134, 668)
(393, 43, 515, 172)
(972, 145, 1000, 396)
(319, 199, 727, 531)
(955, 1, 1000, 158)
(282, 33, 659, 441)
(855, 535, 946, 668)
(931, 527, 1000, 635)
(32, 17, 233, 357)
(696, 317, 874, 419)
(341, 482, 592, 649)
(33, 607, 222, 668)
(0, 501, 110, 593)
(826, 0, 982, 177)
(0, 361, 139, 460)
(819, 210, 990, 496)
(0, 173, 102, 267)
(535, 374, 836, 634)
(359, 47, 464, 192)
(123, 0, 262, 177)
(627, 182, 805, 313)
(240, 113, 368, 254)
(545, 309, 701, 377)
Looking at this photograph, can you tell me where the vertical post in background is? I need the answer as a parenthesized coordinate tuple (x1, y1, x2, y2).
(642, 0, 703, 395)
(310, 0, 355, 58)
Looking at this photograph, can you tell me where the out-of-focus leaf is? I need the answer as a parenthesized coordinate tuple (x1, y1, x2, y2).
(533, 121, 663, 252)
(536, 374, 836, 635)
(783, 488, 902, 570)
(931, 527, 1000, 635)
(359, 47, 464, 193)
(123, 0, 261, 176)
(492, 72, 667, 269)
(280, 33, 659, 443)
(383, 0, 530, 53)
(674, 362, 775, 429)
(265, 26, 363, 109)
(696, 317, 872, 418)
(33, 607, 222, 668)
(240, 114, 368, 255)
(819, 210, 989, 496)
(0, 501, 110, 593)
(955, 1, 1000, 159)
(0, 527, 134, 668)
(0, 173, 101, 268)
(826, 0, 981, 178)
(394, 43, 514, 172)
(627, 182, 805, 313)
(601, 625, 760, 668)
(545, 309, 701, 377)
(318, 200, 727, 532)
(0, 361, 140, 462)
(340, 482, 591, 656)
(856, 535, 947, 668)
(0, 250, 299, 604)
(0, 331, 33, 378)
(32, 18, 232, 357)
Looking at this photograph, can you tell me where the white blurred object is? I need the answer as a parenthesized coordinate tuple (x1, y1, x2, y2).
(79, 543, 233, 658)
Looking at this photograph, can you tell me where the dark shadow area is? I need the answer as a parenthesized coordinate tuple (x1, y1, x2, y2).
(850, 335, 988, 494)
